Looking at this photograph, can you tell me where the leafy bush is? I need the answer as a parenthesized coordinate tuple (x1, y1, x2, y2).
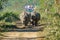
(0, 12, 20, 22)
(4, 12, 20, 22)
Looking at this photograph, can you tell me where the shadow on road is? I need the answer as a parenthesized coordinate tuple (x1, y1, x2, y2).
(0, 23, 49, 32)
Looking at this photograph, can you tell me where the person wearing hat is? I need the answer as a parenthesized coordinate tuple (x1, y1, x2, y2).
(20, 5, 40, 27)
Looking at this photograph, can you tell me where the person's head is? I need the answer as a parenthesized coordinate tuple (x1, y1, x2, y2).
(25, 5, 35, 12)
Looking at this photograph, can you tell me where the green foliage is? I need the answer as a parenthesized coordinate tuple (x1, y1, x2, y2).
(0, 0, 3, 10)
(2, 12, 20, 22)
(0, 0, 8, 10)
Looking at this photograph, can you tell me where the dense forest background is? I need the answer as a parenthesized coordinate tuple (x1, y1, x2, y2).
(0, 0, 60, 40)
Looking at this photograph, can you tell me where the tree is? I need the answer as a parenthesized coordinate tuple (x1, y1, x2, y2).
(0, 0, 3, 10)
(0, 0, 8, 10)
(55, 0, 60, 14)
